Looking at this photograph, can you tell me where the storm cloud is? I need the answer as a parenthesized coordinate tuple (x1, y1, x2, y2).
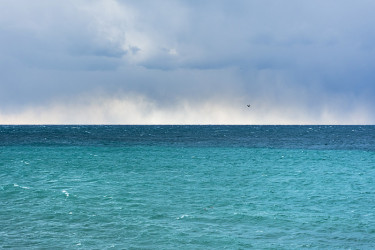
(1, 0, 375, 124)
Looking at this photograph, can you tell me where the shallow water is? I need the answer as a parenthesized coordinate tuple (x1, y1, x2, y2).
(1, 126, 375, 248)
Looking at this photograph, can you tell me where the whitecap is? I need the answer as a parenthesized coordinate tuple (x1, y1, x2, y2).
(176, 214, 189, 220)
(62, 190, 69, 197)
(14, 184, 30, 189)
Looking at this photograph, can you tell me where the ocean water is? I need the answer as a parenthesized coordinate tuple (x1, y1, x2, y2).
(1, 125, 375, 249)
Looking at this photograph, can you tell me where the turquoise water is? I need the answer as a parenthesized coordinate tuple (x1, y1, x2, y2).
(1, 126, 375, 249)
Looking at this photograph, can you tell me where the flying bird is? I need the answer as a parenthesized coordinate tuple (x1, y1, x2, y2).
(247, 104, 251, 107)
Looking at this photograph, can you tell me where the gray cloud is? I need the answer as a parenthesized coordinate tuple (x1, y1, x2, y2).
(1, 0, 375, 124)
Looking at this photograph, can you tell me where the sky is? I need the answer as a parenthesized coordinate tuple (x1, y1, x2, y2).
(1, 0, 375, 124)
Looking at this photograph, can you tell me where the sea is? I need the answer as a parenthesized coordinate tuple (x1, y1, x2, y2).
(1, 125, 375, 249)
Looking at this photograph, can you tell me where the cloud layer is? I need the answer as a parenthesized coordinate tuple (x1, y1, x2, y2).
(0, 92, 371, 125)
(1, 0, 375, 124)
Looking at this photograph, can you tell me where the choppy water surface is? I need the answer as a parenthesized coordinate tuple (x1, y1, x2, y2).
(1, 126, 375, 249)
